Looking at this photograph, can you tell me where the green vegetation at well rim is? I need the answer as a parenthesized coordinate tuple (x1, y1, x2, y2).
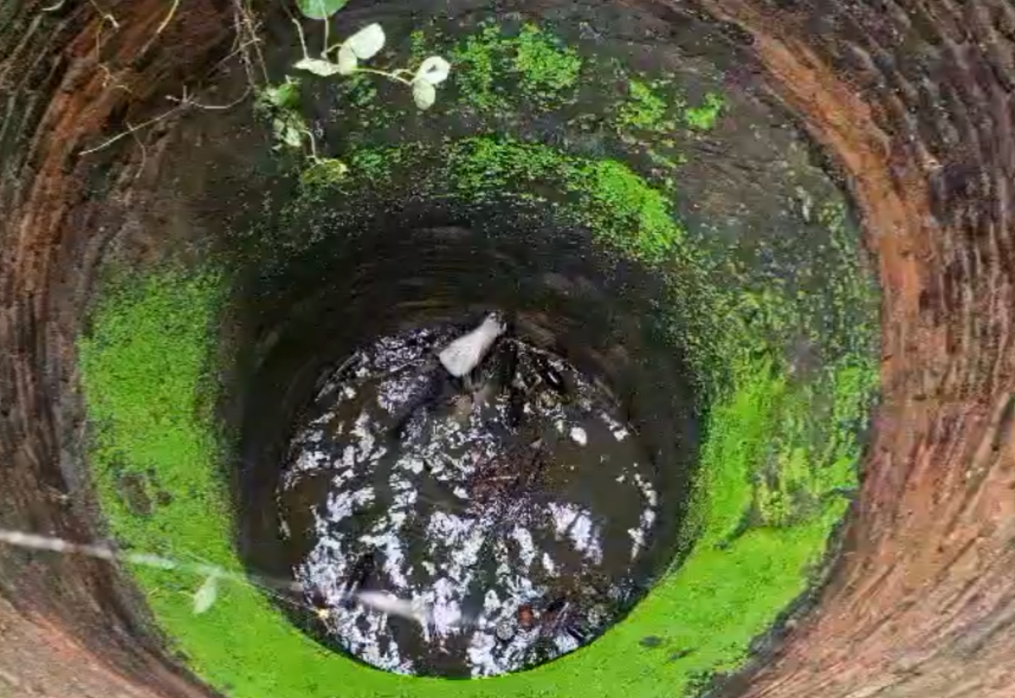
(78, 18, 880, 698)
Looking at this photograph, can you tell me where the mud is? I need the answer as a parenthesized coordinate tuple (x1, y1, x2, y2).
(2, 0, 1015, 697)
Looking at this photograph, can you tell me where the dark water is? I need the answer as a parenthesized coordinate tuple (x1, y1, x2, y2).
(278, 322, 661, 676)
(228, 210, 700, 677)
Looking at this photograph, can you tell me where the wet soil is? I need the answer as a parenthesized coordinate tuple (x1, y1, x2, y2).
(3, 0, 1015, 696)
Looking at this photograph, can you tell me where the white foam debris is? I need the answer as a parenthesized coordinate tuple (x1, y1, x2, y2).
(323, 487, 375, 525)
(342, 445, 357, 468)
(279, 323, 664, 677)
(359, 526, 409, 588)
(351, 411, 376, 457)
(427, 577, 464, 634)
(355, 592, 430, 624)
(467, 629, 499, 677)
(283, 447, 330, 485)
(554, 632, 581, 654)
(439, 313, 505, 377)
(633, 472, 659, 507)
(628, 527, 645, 560)
(548, 503, 603, 564)
(541, 552, 557, 575)
(510, 526, 537, 569)
(599, 411, 630, 441)
(403, 457, 425, 474)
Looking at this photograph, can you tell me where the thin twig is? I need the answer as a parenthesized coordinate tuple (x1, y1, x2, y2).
(303, 127, 319, 160)
(0, 529, 281, 589)
(293, 17, 311, 60)
(89, 0, 119, 28)
(97, 64, 134, 95)
(231, 0, 268, 86)
(238, 0, 269, 83)
(128, 120, 148, 182)
(209, 38, 264, 76)
(165, 86, 252, 111)
(79, 103, 184, 155)
(320, 14, 330, 57)
(153, 0, 181, 39)
(0, 529, 435, 625)
(81, 83, 251, 157)
(352, 67, 412, 86)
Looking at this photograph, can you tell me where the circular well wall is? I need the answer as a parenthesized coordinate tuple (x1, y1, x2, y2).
(2, 0, 1012, 697)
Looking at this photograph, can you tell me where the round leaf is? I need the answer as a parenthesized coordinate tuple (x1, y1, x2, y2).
(415, 56, 451, 85)
(296, 0, 347, 20)
(412, 79, 436, 110)
(336, 44, 358, 75)
(345, 24, 385, 60)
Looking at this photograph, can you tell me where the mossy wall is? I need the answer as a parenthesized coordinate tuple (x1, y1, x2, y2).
(77, 13, 880, 698)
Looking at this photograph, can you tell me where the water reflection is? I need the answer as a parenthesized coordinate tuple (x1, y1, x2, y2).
(278, 323, 661, 676)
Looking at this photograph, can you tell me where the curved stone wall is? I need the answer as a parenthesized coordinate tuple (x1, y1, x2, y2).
(1, 0, 1013, 696)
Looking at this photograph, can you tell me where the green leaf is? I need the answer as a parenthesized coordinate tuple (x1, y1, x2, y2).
(300, 158, 349, 188)
(274, 119, 303, 149)
(273, 78, 302, 108)
(296, 0, 346, 20)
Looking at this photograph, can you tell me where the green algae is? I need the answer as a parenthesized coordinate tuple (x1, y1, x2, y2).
(617, 80, 674, 133)
(684, 93, 724, 131)
(445, 22, 581, 111)
(511, 24, 582, 107)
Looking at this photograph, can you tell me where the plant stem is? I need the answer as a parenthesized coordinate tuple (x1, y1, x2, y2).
(353, 67, 412, 85)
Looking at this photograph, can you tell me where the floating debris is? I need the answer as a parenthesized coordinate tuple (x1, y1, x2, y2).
(192, 574, 219, 615)
(278, 322, 664, 676)
(535, 354, 567, 394)
(439, 313, 506, 377)
(354, 590, 431, 626)
(495, 618, 517, 642)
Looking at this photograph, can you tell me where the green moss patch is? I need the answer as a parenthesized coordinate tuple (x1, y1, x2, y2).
(447, 22, 582, 111)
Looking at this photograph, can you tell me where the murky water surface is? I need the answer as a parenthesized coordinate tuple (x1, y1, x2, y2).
(278, 323, 662, 676)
